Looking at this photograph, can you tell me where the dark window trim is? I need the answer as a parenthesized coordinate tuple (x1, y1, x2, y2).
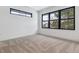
(60, 6, 75, 30)
(59, 6, 75, 12)
(10, 8, 32, 17)
(42, 6, 75, 30)
(42, 6, 75, 15)
(42, 13, 49, 28)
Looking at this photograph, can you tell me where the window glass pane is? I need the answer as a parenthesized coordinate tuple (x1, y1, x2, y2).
(10, 8, 32, 17)
(61, 8, 74, 19)
(68, 8, 74, 18)
(61, 10, 68, 19)
(11, 11, 25, 16)
(61, 19, 74, 29)
(43, 14, 49, 21)
(43, 21, 48, 27)
(50, 12, 59, 20)
(50, 20, 58, 28)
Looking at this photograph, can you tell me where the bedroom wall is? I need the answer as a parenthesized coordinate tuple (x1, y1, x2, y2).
(38, 6, 79, 42)
(0, 6, 38, 41)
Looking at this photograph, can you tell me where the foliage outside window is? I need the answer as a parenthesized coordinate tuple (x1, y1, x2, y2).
(42, 6, 75, 30)
(50, 12, 59, 29)
(60, 8, 75, 30)
(42, 14, 49, 28)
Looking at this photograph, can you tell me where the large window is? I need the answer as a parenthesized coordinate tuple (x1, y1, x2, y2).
(10, 8, 32, 17)
(42, 6, 75, 30)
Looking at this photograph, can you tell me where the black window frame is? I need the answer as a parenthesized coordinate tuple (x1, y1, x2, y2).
(10, 8, 32, 17)
(42, 6, 75, 30)
(60, 7, 75, 30)
(49, 11, 59, 29)
(42, 13, 49, 28)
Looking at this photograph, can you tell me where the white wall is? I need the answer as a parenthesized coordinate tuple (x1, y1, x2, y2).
(0, 6, 38, 41)
(38, 6, 79, 42)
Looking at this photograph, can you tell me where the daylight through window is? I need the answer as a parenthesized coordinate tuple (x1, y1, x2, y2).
(42, 6, 75, 30)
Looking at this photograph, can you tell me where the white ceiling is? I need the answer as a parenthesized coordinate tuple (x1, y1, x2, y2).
(30, 6, 48, 11)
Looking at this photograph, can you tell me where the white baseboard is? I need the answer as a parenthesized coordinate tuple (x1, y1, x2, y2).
(38, 33, 79, 43)
(0, 33, 37, 41)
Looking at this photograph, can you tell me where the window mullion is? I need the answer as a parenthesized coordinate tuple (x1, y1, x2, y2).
(48, 13, 50, 28)
(74, 6, 75, 30)
(59, 10, 61, 29)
